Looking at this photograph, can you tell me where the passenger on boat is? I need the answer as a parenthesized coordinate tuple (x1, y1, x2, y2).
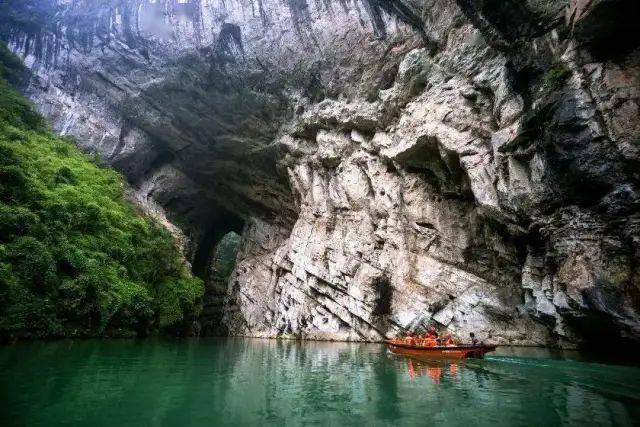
(423, 337, 437, 347)
(444, 334, 455, 346)
(424, 326, 440, 346)
(426, 325, 439, 339)
(405, 331, 416, 345)
(470, 332, 479, 345)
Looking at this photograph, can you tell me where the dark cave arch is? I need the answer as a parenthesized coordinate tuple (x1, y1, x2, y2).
(191, 207, 244, 282)
(190, 206, 244, 336)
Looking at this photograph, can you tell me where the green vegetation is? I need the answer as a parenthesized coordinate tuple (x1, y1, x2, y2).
(210, 232, 241, 284)
(0, 44, 203, 341)
(541, 63, 571, 95)
(0, 43, 28, 87)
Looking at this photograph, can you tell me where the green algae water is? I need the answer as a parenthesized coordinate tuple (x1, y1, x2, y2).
(1, 339, 639, 426)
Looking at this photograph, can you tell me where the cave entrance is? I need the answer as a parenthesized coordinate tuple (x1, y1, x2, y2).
(372, 276, 393, 317)
(191, 207, 244, 336)
(210, 231, 241, 285)
(199, 230, 242, 336)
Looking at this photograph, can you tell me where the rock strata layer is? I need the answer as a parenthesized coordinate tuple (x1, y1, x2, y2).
(2, 0, 639, 347)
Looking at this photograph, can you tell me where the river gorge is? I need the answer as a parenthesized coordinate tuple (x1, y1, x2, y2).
(0, 0, 639, 425)
(3, 0, 639, 349)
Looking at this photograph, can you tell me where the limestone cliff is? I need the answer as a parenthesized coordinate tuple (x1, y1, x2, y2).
(2, 0, 639, 348)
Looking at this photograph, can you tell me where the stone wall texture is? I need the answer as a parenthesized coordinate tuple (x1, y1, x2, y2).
(2, 0, 639, 347)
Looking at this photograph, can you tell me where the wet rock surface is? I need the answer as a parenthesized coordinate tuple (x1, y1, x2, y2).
(2, 0, 639, 348)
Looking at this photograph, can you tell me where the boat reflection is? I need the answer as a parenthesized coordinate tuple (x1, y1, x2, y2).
(1, 338, 638, 426)
(406, 358, 459, 384)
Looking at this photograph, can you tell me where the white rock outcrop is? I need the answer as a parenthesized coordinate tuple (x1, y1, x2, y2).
(3, 0, 639, 347)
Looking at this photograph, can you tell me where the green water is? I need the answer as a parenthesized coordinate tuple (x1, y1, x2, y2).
(1, 339, 639, 426)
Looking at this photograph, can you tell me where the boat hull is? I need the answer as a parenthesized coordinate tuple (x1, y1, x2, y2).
(386, 341, 496, 360)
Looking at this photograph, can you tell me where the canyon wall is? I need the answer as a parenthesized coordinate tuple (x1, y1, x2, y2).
(2, 0, 639, 347)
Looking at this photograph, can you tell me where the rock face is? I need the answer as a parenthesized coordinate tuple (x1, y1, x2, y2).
(2, 0, 639, 347)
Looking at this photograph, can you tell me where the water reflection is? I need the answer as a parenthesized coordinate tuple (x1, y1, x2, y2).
(406, 359, 457, 384)
(0, 338, 639, 426)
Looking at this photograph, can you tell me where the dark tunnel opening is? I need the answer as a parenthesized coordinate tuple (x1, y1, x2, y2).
(190, 207, 244, 336)
(191, 210, 244, 281)
(372, 276, 393, 317)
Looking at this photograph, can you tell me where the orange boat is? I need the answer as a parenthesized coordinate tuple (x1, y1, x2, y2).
(386, 339, 496, 360)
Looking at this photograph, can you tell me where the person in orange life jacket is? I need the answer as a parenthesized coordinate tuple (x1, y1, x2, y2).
(424, 337, 437, 347)
(405, 331, 417, 345)
(443, 334, 455, 346)
(416, 326, 433, 346)
(426, 325, 444, 345)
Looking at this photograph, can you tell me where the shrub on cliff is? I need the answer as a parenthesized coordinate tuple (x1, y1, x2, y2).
(0, 48, 203, 341)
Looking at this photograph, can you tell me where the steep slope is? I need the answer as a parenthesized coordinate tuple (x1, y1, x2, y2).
(0, 44, 203, 340)
(1, 0, 639, 348)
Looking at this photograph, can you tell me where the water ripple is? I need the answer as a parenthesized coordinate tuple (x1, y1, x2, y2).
(0, 339, 639, 426)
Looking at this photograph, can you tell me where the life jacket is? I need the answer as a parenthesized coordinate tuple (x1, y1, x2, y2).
(423, 338, 437, 347)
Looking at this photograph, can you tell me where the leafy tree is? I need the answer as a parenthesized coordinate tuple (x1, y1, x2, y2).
(0, 43, 203, 341)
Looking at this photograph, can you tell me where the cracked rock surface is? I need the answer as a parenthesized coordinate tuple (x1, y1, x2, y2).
(2, 0, 639, 347)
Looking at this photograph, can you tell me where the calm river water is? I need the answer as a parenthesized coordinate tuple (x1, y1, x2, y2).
(0, 338, 639, 426)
